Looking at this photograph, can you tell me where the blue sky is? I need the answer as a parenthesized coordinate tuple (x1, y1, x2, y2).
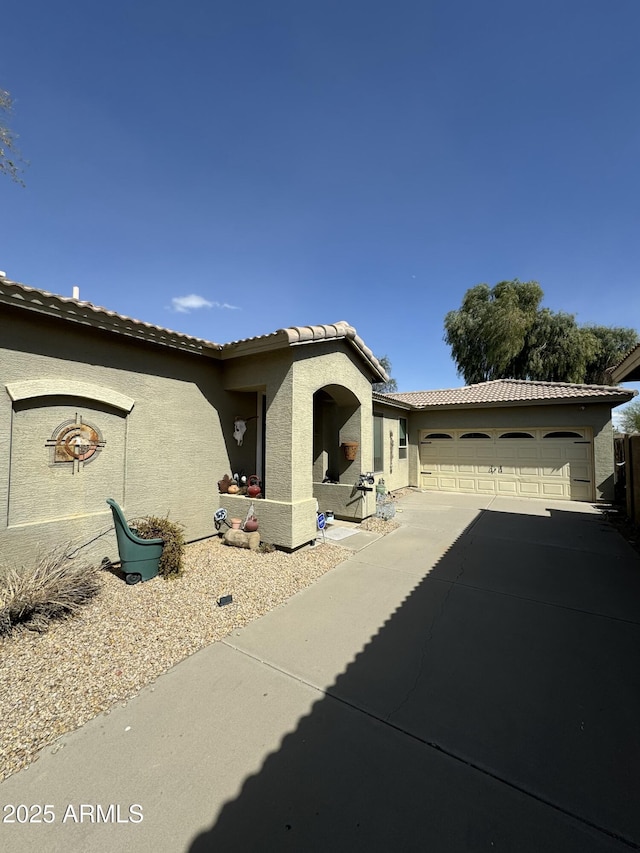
(1, 0, 639, 412)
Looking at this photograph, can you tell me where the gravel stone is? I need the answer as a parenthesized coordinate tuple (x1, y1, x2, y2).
(0, 536, 350, 781)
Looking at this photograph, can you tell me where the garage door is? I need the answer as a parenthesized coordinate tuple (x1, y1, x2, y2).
(419, 428, 594, 501)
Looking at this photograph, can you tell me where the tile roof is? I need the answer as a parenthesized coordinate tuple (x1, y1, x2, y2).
(610, 342, 640, 383)
(0, 277, 387, 380)
(0, 278, 221, 355)
(611, 341, 640, 372)
(223, 321, 387, 380)
(380, 378, 635, 408)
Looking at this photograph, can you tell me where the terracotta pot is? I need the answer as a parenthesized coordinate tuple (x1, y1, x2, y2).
(247, 475, 262, 498)
(230, 518, 242, 530)
(341, 441, 359, 461)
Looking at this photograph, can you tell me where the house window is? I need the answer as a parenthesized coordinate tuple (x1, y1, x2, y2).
(373, 414, 384, 472)
(398, 417, 407, 459)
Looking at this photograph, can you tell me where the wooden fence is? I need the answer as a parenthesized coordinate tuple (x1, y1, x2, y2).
(615, 435, 640, 524)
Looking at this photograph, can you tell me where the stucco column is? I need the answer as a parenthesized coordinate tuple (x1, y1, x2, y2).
(265, 365, 313, 503)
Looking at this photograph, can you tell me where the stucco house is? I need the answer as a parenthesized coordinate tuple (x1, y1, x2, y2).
(0, 276, 635, 565)
(374, 380, 634, 503)
(611, 342, 640, 385)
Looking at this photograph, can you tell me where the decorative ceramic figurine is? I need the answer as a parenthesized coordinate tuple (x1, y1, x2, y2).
(218, 474, 232, 493)
(233, 418, 247, 446)
(247, 475, 262, 498)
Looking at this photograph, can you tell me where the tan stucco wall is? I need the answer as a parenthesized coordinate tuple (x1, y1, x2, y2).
(372, 402, 410, 493)
(223, 342, 374, 544)
(407, 403, 616, 501)
(0, 310, 239, 565)
(312, 482, 376, 521)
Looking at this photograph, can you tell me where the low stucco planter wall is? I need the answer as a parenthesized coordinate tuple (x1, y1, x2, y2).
(216, 495, 320, 551)
(313, 482, 375, 522)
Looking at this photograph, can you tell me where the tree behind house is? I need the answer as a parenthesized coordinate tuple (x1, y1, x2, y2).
(444, 280, 638, 385)
(0, 87, 26, 185)
(373, 355, 398, 393)
(619, 400, 640, 434)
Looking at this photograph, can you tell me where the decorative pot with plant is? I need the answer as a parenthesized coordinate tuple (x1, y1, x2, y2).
(132, 514, 186, 580)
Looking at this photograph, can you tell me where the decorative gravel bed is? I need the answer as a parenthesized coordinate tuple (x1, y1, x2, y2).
(358, 516, 401, 534)
(0, 536, 350, 781)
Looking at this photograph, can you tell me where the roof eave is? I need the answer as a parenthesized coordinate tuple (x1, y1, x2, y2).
(221, 325, 388, 382)
(0, 279, 223, 358)
(610, 346, 640, 383)
(409, 392, 636, 411)
(372, 392, 412, 411)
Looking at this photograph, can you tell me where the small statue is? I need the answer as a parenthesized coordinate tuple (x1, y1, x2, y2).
(233, 418, 247, 446)
(218, 474, 233, 493)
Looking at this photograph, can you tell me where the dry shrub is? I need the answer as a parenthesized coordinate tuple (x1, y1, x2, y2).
(132, 515, 186, 579)
(0, 547, 101, 636)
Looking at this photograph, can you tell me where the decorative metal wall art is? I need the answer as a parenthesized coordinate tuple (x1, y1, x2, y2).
(46, 414, 105, 474)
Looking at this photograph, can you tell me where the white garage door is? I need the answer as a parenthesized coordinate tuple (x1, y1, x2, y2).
(419, 428, 594, 501)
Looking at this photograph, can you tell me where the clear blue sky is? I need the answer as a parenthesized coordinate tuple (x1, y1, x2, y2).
(2, 0, 639, 410)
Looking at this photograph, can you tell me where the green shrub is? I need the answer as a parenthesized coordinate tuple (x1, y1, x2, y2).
(0, 547, 100, 636)
(133, 515, 186, 579)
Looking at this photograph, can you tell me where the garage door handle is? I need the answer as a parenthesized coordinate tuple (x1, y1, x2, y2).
(572, 479, 591, 483)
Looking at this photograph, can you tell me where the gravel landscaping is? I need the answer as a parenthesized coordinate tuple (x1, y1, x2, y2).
(0, 535, 353, 781)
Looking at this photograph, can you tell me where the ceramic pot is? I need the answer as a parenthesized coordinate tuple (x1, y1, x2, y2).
(247, 475, 262, 498)
(227, 484, 240, 494)
(341, 441, 359, 461)
(230, 518, 242, 530)
(244, 516, 259, 532)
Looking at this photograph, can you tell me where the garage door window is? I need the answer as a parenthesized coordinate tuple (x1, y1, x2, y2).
(423, 433, 453, 440)
(499, 432, 534, 439)
(460, 432, 491, 439)
(543, 431, 583, 438)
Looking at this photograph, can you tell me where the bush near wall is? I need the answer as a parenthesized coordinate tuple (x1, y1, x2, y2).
(0, 547, 100, 636)
(133, 516, 186, 579)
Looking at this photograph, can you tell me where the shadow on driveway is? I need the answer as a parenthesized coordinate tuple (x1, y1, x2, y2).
(189, 506, 640, 852)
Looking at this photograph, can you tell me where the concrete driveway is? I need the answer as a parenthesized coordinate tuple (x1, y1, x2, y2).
(2, 492, 639, 852)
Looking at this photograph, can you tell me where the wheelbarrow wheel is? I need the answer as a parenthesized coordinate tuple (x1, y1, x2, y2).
(126, 572, 142, 585)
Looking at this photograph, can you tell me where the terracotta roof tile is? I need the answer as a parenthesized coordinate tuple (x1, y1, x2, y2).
(611, 341, 640, 372)
(0, 279, 388, 380)
(381, 378, 634, 408)
(0, 278, 222, 353)
(222, 321, 386, 380)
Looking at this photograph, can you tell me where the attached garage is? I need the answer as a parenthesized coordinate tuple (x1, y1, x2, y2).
(377, 379, 636, 504)
(419, 427, 594, 501)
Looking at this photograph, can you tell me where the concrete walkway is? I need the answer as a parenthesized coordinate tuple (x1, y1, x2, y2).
(2, 492, 640, 852)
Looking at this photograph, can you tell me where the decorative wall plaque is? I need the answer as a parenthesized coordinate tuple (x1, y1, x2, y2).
(46, 414, 105, 473)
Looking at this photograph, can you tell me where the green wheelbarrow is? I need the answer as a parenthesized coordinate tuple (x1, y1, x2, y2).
(106, 498, 163, 584)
